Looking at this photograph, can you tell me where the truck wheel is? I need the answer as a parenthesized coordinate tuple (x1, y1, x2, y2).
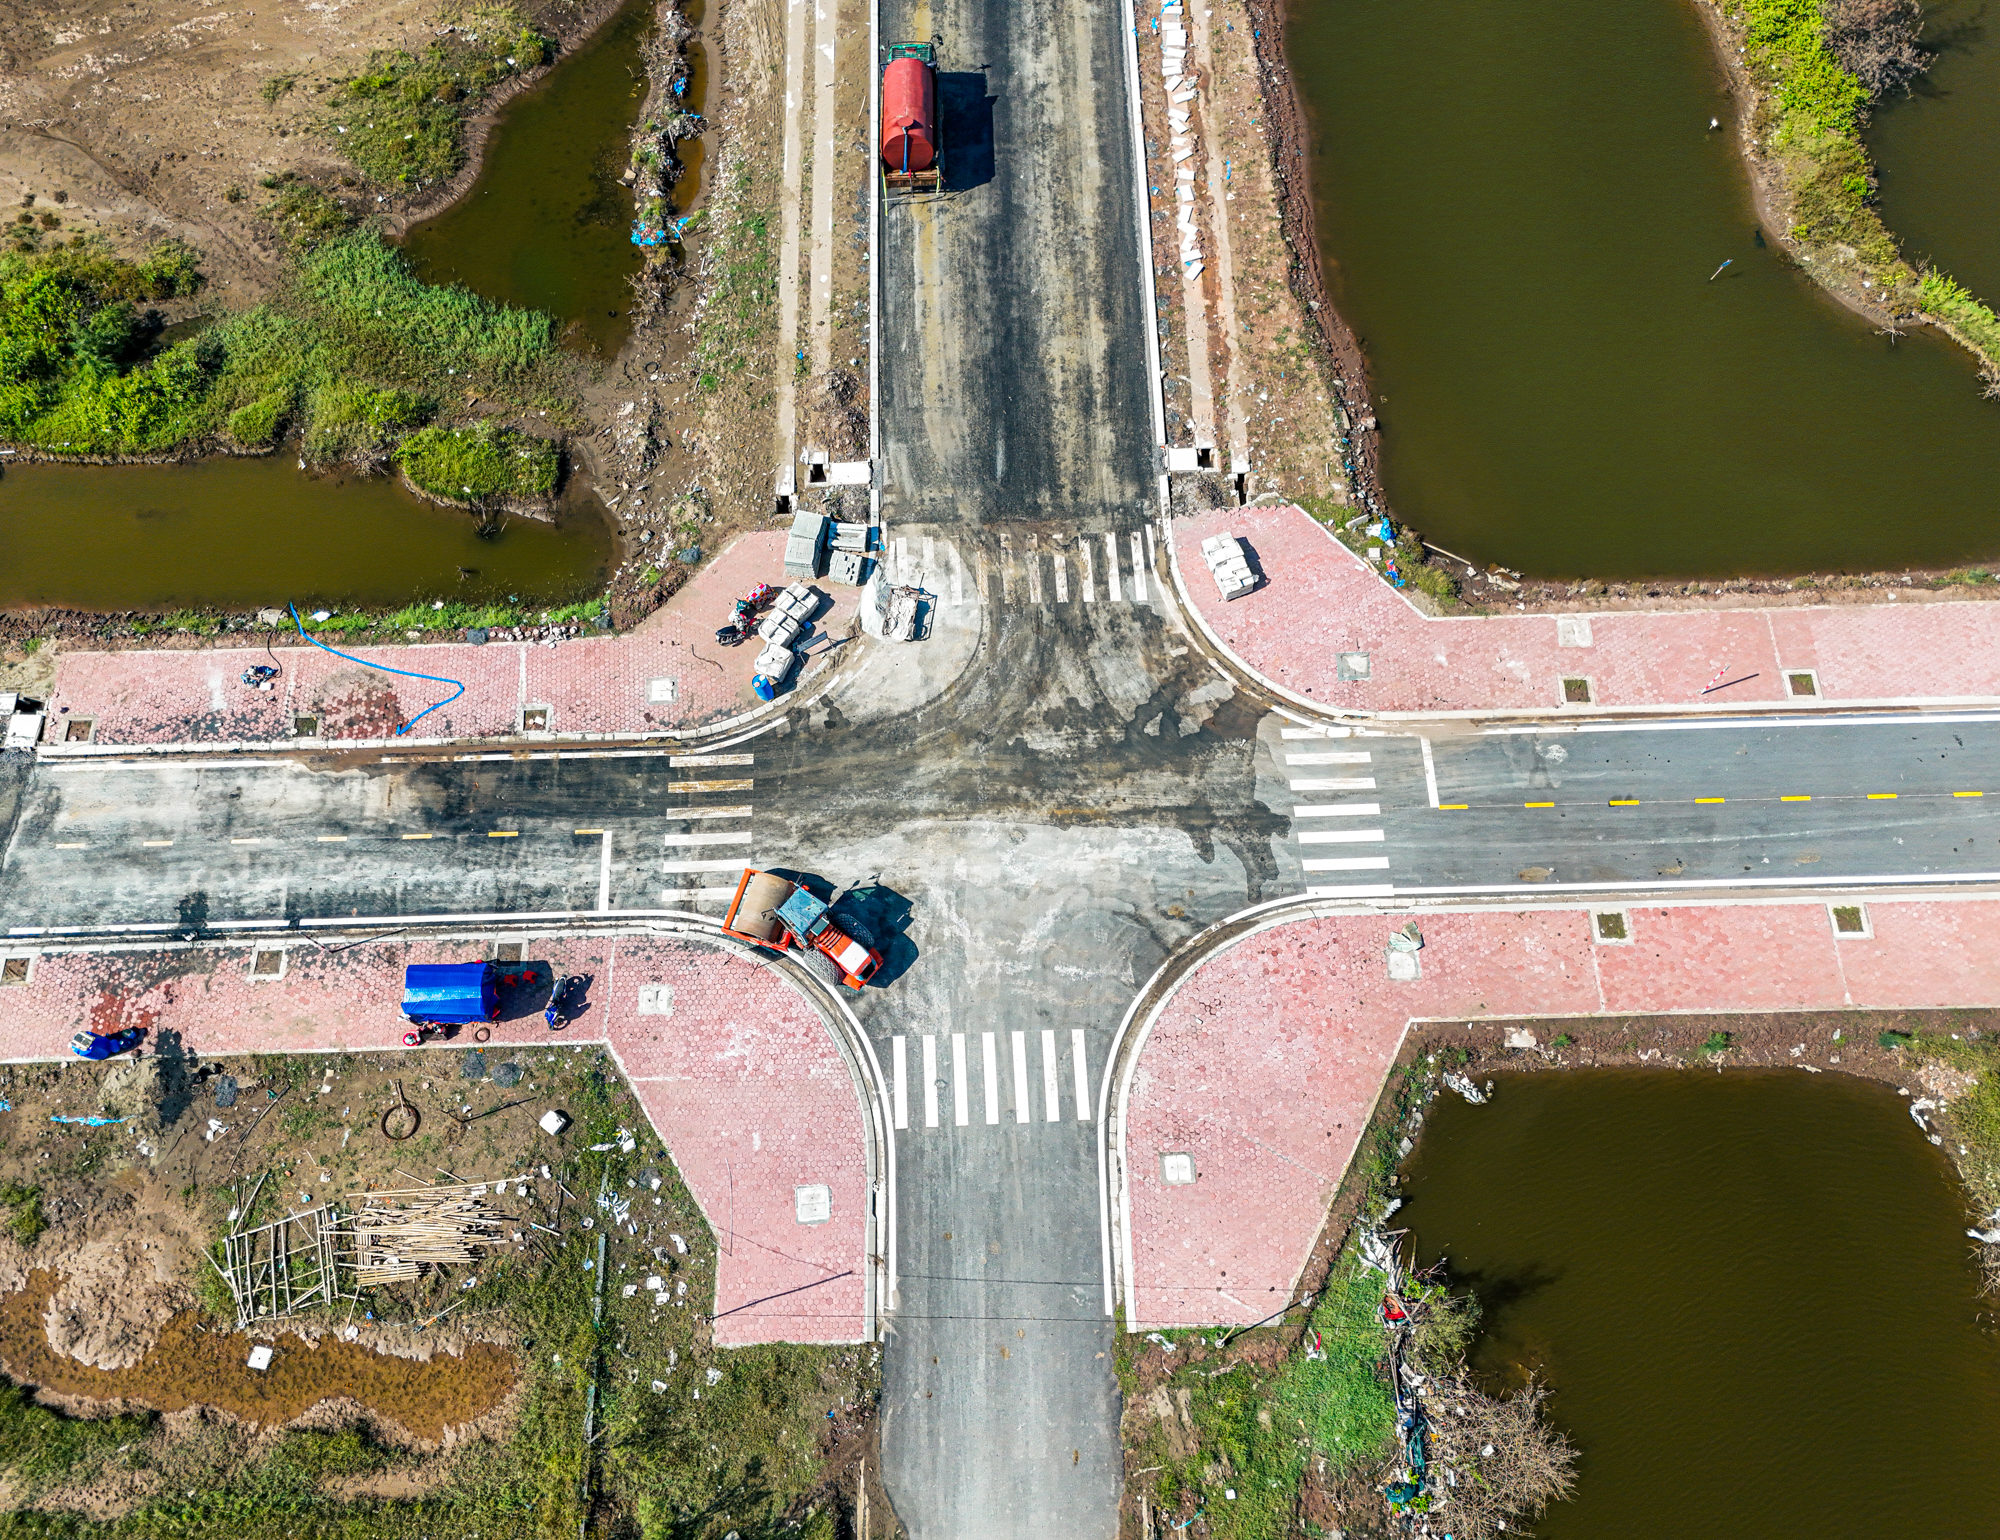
(796, 948, 846, 989)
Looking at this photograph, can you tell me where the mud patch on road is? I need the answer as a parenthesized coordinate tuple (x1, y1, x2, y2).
(0, 1270, 515, 1442)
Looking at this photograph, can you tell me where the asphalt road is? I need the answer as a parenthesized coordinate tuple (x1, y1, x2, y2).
(1256, 716, 2000, 899)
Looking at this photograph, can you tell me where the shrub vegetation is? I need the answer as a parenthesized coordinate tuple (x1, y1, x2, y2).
(395, 419, 560, 501)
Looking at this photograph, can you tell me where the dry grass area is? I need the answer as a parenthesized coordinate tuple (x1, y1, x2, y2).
(0, 1041, 883, 1536)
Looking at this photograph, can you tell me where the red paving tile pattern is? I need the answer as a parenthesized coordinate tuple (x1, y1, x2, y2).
(46, 534, 859, 747)
(0, 934, 868, 1346)
(1174, 505, 2000, 713)
(1121, 898, 2000, 1329)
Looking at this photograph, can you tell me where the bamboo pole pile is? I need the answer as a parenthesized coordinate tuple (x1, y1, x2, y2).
(339, 1179, 525, 1286)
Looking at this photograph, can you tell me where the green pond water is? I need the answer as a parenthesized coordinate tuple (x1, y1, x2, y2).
(402, 0, 661, 357)
(1870, 0, 2000, 308)
(1292, 0, 2000, 579)
(0, 457, 612, 611)
(1402, 1070, 2000, 1538)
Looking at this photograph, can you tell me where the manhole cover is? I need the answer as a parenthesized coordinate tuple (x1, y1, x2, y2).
(461, 1049, 488, 1080)
(213, 1075, 238, 1109)
(491, 1061, 523, 1088)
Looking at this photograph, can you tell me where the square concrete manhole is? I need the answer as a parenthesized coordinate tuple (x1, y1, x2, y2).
(1562, 676, 1594, 705)
(0, 957, 29, 986)
(794, 1184, 832, 1224)
(293, 715, 319, 738)
(62, 718, 93, 743)
(1336, 652, 1372, 682)
(521, 706, 550, 733)
(1386, 948, 1421, 981)
(1159, 1152, 1197, 1186)
(1785, 669, 1820, 698)
(491, 941, 525, 964)
(1829, 904, 1871, 938)
(249, 949, 286, 979)
(1593, 911, 1632, 944)
(649, 678, 678, 704)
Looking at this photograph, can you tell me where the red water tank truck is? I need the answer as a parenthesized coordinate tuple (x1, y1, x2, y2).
(881, 42, 940, 194)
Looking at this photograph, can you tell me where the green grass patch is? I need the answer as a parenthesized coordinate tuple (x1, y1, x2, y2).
(692, 166, 778, 395)
(324, 6, 550, 189)
(0, 1182, 46, 1246)
(1700, 1030, 1736, 1055)
(395, 419, 560, 502)
(1919, 268, 2000, 366)
(0, 1383, 152, 1493)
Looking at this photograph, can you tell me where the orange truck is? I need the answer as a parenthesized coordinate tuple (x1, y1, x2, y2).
(881, 42, 940, 194)
(721, 869, 883, 988)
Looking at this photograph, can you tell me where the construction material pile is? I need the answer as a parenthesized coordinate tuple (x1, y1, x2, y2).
(341, 1179, 525, 1286)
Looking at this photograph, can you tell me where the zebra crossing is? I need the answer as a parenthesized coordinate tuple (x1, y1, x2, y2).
(658, 751, 758, 907)
(888, 1028, 1094, 1131)
(1281, 727, 1395, 898)
(876, 527, 1158, 609)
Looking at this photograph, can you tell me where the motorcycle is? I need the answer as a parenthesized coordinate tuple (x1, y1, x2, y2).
(241, 664, 279, 690)
(401, 1023, 441, 1048)
(714, 584, 777, 647)
(545, 974, 585, 1031)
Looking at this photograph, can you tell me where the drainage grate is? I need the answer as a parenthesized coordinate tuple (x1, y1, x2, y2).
(63, 719, 92, 743)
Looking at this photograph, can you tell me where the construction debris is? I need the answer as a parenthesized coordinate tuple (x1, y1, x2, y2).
(339, 1179, 527, 1286)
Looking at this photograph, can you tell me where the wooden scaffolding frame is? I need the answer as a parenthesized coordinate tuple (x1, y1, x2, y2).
(216, 1205, 352, 1330)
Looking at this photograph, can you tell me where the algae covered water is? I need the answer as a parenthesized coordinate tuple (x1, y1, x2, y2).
(0, 457, 612, 611)
(1401, 1069, 2000, 1538)
(1290, 0, 2000, 578)
(401, 0, 655, 357)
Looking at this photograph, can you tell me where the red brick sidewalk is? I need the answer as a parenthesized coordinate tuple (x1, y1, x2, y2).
(0, 933, 872, 1347)
(1117, 895, 2000, 1329)
(1173, 505, 2000, 714)
(45, 534, 860, 748)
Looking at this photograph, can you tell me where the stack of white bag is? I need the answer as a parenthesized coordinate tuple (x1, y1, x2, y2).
(1159, 0, 1203, 283)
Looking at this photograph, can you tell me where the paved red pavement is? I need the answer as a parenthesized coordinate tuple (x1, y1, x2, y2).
(0, 933, 871, 1347)
(1117, 896, 2000, 1329)
(1173, 505, 2000, 714)
(44, 534, 860, 748)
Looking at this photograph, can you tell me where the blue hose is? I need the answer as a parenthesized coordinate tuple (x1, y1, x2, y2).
(289, 603, 466, 736)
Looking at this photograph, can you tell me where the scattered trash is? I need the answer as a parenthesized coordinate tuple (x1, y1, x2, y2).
(1910, 1098, 1936, 1130)
(651, 1379, 668, 1392)
(1503, 1027, 1539, 1050)
(705, 1367, 723, 1386)
(646, 1274, 664, 1292)
(1386, 922, 1424, 953)
(51, 1113, 125, 1127)
(1303, 1328, 1326, 1362)
(246, 1345, 274, 1372)
(1442, 1072, 1489, 1105)
(1145, 1332, 1176, 1352)
(539, 1110, 571, 1136)
(670, 1233, 688, 1254)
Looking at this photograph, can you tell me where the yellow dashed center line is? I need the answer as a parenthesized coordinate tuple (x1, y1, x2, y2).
(1525, 801, 1555, 809)
(488, 830, 520, 838)
(1780, 795, 1811, 802)
(574, 828, 606, 835)
(1694, 797, 1725, 805)
(401, 833, 435, 840)
(1867, 793, 1898, 800)
(1438, 804, 1468, 811)
(1608, 799, 1640, 807)
(317, 835, 348, 842)
(1956, 790, 1985, 798)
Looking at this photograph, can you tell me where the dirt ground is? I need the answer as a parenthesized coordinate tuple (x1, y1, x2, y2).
(0, 1034, 886, 1527)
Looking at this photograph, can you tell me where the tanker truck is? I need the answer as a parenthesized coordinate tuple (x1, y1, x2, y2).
(881, 42, 941, 194)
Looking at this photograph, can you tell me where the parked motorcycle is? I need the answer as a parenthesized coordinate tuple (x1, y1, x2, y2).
(545, 974, 585, 1031)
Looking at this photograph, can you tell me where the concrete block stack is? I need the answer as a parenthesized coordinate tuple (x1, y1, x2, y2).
(1159, 0, 1203, 283)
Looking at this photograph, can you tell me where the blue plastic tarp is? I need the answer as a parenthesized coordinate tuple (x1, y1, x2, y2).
(402, 962, 498, 1024)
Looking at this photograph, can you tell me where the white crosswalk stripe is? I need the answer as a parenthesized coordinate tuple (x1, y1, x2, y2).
(894, 1030, 1095, 1134)
(1278, 746, 1399, 896)
(659, 758, 755, 906)
(883, 530, 1156, 610)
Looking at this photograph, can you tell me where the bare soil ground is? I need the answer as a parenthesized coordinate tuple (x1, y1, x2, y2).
(0, 1035, 884, 1526)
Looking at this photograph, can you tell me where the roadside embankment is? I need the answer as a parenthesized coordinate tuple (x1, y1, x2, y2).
(1706, 0, 2000, 387)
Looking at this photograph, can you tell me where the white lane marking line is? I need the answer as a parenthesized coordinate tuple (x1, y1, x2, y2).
(924, 1034, 940, 1129)
(1280, 726, 1351, 740)
(952, 1033, 970, 1126)
(659, 857, 753, 873)
(1291, 803, 1382, 818)
(45, 759, 291, 772)
(1286, 751, 1372, 764)
(1129, 532, 1148, 601)
(1080, 537, 1096, 601)
(659, 831, 755, 847)
(669, 753, 754, 767)
(1104, 533, 1124, 602)
(1420, 735, 1440, 808)
(1027, 546, 1045, 604)
(1304, 883, 1397, 897)
(597, 831, 613, 913)
(892, 1035, 909, 1130)
(658, 884, 741, 901)
(1289, 777, 1376, 791)
(1146, 524, 1157, 570)
(1042, 1028, 1060, 1122)
(141, 839, 174, 847)
(229, 837, 263, 845)
(1298, 828, 1387, 844)
(1054, 551, 1070, 603)
(997, 536, 1012, 604)
(1072, 1029, 1092, 1121)
(981, 1031, 1000, 1125)
(667, 778, 755, 793)
(1011, 1030, 1031, 1124)
(1302, 856, 1394, 871)
(951, 546, 967, 607)
(661, 806, 754, 820)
